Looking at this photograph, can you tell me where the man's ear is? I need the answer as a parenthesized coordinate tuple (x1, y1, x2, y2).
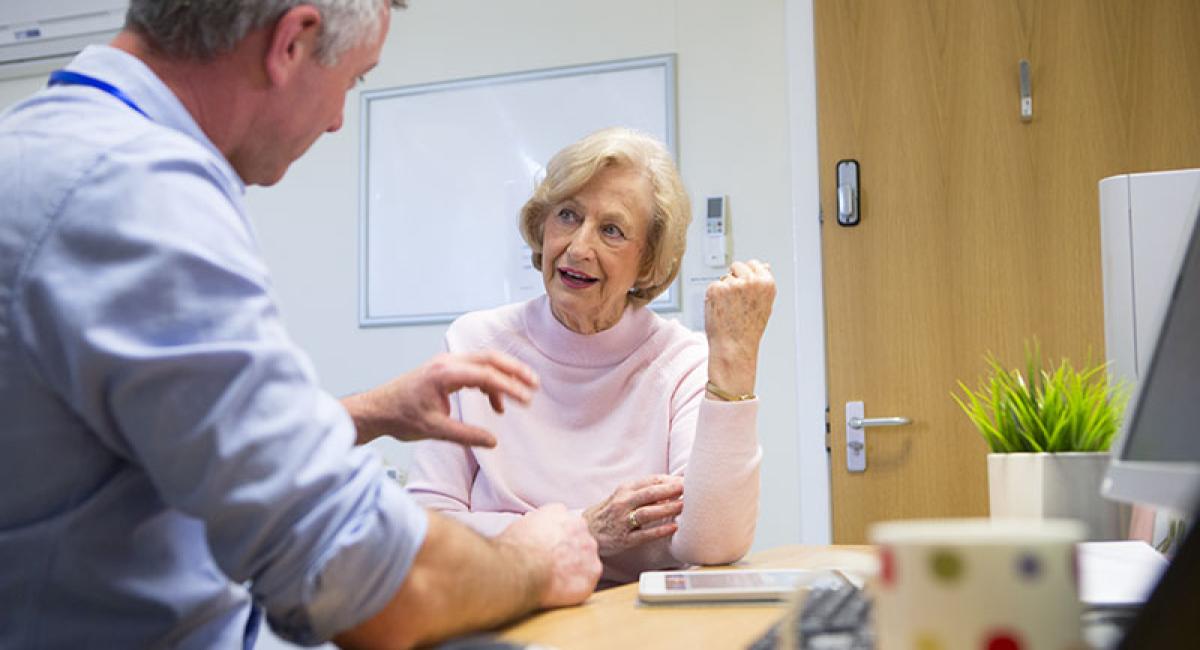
(264, 5, 323, 86)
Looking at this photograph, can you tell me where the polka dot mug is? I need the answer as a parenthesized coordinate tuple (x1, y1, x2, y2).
(870, 518, 1087, 650)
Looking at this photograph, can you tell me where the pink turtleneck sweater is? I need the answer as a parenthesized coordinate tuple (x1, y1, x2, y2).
(406, 295, 762, 583)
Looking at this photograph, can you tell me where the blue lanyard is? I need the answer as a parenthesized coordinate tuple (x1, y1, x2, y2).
(47, 70, 150, 120)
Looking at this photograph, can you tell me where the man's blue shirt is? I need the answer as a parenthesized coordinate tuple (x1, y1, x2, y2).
(0, 45, 427, 648)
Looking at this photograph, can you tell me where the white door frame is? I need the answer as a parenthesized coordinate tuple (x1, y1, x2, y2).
(784, 0, 832, 544)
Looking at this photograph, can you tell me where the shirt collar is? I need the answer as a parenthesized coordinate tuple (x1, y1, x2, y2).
(65, 45, 245, 194)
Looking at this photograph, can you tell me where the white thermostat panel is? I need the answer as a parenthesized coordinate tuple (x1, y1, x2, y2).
(704, 195, 729, 267)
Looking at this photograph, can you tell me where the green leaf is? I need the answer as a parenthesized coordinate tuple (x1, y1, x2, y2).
(950, 341, 1129, 454)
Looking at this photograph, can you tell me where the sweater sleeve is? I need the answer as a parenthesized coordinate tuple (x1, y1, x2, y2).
(405, 438, 522, 537)
(602, 366, 762, 581)
(669, 398, 762, 565)
(659, 332, 762, 566)
(404, 349, 526, 538)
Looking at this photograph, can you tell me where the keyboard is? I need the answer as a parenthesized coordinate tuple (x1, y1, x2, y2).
(746, 579, 1142, 650)
(747, 578, 873, 650)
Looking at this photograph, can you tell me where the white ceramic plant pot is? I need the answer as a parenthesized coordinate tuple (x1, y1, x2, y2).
(987, 452, 1128, 540)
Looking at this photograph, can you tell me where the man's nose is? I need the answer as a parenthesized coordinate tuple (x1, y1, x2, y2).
(327, 107, 345, 133)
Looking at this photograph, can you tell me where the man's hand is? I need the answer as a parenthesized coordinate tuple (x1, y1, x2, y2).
(342, 351, 539, 447)
(497, 504, 602, 608)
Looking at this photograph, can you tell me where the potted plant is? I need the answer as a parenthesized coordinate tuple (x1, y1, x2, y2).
(952, 345, 1130, 540)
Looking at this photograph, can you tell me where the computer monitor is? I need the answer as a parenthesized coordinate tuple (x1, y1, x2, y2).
(1102, 199, 1200, 516)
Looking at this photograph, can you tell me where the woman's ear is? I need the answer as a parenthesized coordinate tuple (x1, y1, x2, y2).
(636, 255, 658, 288)
(263, 5, 323, 86)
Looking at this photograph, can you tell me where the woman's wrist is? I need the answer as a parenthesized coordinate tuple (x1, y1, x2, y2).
(705, 357, 757, 398)
(705, 381, 756, 402)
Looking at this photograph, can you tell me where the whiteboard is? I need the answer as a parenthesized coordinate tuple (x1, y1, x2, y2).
(359, 55, 678, 326)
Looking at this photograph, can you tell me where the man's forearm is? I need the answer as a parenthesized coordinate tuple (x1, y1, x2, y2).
(333, 513, 546, 649)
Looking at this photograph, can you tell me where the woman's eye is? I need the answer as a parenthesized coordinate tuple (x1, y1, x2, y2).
(557, 208, 579, 223)
(602, 224, 625, 239)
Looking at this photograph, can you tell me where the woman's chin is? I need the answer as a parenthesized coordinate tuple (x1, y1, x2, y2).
(548, 296, 585, 321)
(548, 283, 595, 307)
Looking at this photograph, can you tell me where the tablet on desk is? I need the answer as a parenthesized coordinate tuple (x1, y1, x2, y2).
(637, 568, 851, 603)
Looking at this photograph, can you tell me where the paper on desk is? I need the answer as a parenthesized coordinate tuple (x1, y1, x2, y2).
(1077, 541, 1167, 607)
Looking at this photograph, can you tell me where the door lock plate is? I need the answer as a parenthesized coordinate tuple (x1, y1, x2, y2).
(836, 159, 860, 226)
(846, 401, 866, 472)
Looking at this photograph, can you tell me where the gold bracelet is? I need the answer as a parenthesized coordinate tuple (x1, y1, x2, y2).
(705, 381, 756, 402)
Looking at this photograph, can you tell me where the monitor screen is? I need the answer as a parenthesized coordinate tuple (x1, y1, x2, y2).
(1104, 200, 1200, 514)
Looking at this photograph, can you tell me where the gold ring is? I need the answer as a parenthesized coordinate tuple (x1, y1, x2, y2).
(627, 510, 640, 530)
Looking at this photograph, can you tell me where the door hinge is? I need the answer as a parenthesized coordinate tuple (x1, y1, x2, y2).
(824, 408, 832, 452)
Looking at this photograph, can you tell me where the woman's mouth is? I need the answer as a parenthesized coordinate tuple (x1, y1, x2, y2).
(558, 267, 599, 289)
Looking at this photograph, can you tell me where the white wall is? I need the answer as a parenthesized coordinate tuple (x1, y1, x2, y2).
(0, 75, 47, 113)
(244, 0, 819, 552)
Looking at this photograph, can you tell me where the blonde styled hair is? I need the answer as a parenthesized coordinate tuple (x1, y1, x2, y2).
(519, 127, 691, 308)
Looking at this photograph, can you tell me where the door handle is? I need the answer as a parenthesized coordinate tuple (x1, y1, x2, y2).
(845, 401, 911, 472)
(848, 416, 911, 429)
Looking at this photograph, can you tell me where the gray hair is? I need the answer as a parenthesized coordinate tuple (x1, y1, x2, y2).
(125, 0, 406, 65)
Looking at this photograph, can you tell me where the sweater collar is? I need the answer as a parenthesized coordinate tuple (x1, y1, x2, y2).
(524, 295, 656, 367)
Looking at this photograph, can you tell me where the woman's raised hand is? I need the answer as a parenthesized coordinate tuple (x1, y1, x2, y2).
(704, 259, 776, 397)
(582, 475, 684, 557)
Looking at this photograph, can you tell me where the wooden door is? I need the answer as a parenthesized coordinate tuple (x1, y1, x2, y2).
(815, 0, 1200, 543)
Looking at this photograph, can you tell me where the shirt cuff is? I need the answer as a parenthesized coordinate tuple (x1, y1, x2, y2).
(268, 470, 430, 644)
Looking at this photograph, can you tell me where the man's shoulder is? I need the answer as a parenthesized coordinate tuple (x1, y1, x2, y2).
(0, 94, 227, 193)
(0, 95, 252, 280)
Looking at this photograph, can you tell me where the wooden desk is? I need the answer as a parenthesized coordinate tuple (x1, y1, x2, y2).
(497, 545, 876, 649)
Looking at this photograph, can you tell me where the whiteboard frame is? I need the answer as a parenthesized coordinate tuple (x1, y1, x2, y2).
(358, 54, 680, 327)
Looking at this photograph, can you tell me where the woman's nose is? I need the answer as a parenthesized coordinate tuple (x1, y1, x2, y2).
(566, 227, 597, 260)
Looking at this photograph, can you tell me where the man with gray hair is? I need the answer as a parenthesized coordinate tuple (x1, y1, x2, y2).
(0, 1, 600, 648)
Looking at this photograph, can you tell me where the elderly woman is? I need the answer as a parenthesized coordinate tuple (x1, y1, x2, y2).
(406, 127, 775, 584)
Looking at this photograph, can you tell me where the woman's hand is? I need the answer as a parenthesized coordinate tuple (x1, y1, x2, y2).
(704, 259, 776, 397)
(582, 475, 684, 557)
